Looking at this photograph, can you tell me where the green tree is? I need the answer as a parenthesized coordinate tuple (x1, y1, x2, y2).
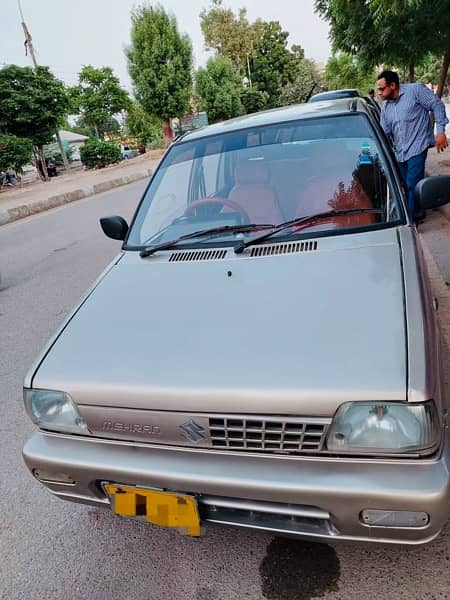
(316, 0, 450, 93)
(0, 65, 69, 178)
(365, 0, 450, 96)
(200, 0, 255, 76)
(70, 66, 130, 138)
(200, 2, 307, 109)
(240, 87, 269, 114)
(79, 138, 121, 169)
(125, 101, 163, 148)
(314, 0, 437, 82)
(291, 44, 305, 63)
(69, 119, 95, 138)
(250, 20, 297, 108)
(279, 59, 325, 106)
(127, 4, 193, 146)
(415, 53, 445, 89)
(195, 57, 245, 122)
(369, 0, 432, 22)
(324, 53, 377, 95)
(0, 134, 33, 173)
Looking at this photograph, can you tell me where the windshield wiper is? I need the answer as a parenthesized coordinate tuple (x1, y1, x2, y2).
(140, 223, 276, 257)
(234, 208, 385, 254)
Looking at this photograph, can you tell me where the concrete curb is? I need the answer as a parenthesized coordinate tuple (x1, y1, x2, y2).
(0, 168, 152, 227)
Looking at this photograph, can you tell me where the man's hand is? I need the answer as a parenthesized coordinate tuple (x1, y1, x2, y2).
(435, 132, 448, 153)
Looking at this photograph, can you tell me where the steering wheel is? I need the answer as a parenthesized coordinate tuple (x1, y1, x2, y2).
(184, 197, 251, 224)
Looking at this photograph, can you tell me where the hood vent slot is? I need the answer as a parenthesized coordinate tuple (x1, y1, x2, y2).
(250, 240, 318, 258)
(169, 249, 227, 262)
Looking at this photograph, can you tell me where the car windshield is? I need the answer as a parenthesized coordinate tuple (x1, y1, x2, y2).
(127, 114, 402, 249)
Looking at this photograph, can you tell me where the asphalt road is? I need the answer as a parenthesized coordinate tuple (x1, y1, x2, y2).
(1, 182, 450, 600)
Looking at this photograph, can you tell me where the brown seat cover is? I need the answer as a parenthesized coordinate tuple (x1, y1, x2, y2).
(228, 161, 284, 224)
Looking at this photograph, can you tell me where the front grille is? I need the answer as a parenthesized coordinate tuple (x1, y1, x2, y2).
(209, 416, 330, 454)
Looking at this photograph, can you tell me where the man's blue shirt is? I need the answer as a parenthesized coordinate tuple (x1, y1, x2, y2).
(380, 83, 448, 163)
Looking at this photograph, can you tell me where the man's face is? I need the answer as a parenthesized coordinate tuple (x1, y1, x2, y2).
(377, 78, 397, 101)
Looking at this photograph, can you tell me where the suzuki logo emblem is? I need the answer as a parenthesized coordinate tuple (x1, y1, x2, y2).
(179, 420, 206, 443)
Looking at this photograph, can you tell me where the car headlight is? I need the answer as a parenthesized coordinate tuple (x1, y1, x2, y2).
(326, 401, 439, 454)
(23, 389, 90, 435)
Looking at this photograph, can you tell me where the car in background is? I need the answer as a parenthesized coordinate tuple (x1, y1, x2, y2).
(120, 144, 138, 160)
(309, 88, 381, 120)
(308, 89, 360, 102)
(23, 98, 450, 545)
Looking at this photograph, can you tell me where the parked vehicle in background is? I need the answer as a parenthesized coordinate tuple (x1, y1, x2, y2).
(120, 144, 138, 160)
(23, 98, 450, 545)
(309, 89, 380, 121)
(308, 89, 361, 102)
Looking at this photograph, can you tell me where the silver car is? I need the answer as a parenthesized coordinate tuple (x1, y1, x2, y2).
(23, 99, 450, 544)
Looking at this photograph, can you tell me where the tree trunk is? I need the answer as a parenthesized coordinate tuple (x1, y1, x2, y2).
(36, 146, 49, 181)
(409, 62, 415, 83)
(437, 43, 450, 98)
(56, 130, 70, 170)
(162, 119, 173, 148)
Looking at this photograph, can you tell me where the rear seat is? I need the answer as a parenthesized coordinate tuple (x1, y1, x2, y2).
(295, 150, 376, 228)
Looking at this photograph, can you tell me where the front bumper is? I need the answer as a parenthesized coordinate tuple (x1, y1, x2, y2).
(23, 430, 450, 545)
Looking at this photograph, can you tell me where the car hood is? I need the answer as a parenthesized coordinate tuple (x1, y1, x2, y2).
(31, 229, 407, 416)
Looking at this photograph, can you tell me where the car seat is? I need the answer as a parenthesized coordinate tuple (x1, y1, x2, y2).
(295, 146, 376, 228)
(228, 161, 284, 225)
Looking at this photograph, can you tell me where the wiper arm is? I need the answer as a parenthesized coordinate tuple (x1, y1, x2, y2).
(140, 223, 276, 258)
(234, 208, 384, 254)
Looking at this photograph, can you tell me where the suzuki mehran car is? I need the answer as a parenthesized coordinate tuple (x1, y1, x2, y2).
(23, 98, 450, 544)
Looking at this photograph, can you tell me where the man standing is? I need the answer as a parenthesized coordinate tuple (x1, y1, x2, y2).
(377, 70, 448, 221)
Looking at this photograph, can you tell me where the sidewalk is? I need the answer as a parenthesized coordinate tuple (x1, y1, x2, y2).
(424, 145, 450, 220)
(0, 149, 164, 226)
(425, 144, 450, 178)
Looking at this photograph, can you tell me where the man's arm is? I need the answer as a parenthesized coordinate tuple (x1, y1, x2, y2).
(416, 83, 449, 152)
(380, 107, 391, 137)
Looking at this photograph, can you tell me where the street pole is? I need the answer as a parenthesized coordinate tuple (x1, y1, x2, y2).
(246, 54, 252, 88)
(18, 0, 37, 68)
(18, 0, 70, 172)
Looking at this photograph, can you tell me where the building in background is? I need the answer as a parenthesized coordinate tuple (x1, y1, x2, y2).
(57, 130, 89, 161)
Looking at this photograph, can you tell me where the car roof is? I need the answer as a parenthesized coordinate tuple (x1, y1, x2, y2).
(177, 98, 371, 144)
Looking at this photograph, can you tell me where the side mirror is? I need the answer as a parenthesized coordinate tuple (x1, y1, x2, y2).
(415, 176, 450, 210)
(100, 215, 129, 240)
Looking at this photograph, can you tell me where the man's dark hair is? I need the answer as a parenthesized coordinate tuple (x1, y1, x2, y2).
(377, 70, 399, 86)
(368, 88, 375, 95)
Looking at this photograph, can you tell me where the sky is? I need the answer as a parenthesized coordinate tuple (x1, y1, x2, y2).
(1, 0, 331, 93)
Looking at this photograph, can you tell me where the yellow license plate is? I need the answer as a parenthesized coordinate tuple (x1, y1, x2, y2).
(104, 484, 201, 537)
